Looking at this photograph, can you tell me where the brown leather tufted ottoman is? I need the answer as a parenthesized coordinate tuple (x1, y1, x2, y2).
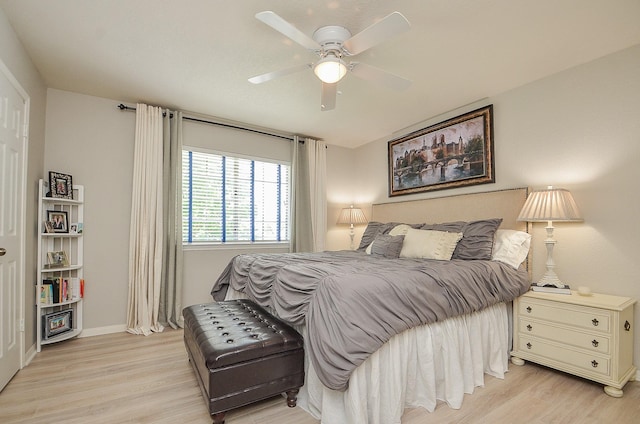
(183, 300, 304, 424)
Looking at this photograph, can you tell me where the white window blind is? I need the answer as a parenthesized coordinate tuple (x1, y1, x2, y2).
(182, 149, 290, 243)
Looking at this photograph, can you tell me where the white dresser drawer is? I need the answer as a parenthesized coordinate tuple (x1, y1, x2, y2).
(518, 299, 610, 333)
(519, 318, 610, 354)
(517, 336, 610, 377)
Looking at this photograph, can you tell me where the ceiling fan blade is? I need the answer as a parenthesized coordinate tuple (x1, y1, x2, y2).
(343, 12, 410, 55)
(255, 11, 321, 51)
(321, 82, 336, 111)
(248, 63, 312, 84)
(350, 62, 411, 91)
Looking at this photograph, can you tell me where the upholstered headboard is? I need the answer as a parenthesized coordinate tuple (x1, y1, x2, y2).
(372, 187, 529, 231)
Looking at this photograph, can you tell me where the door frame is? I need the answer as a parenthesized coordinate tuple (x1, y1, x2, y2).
(0, 57, 29, 370)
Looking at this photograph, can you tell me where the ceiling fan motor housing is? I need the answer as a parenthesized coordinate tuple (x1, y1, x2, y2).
(312, 25, 352, 56)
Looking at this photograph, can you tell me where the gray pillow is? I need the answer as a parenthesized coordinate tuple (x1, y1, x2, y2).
(421, 218, 502, 260)
(358, 222, 424, 251)
(370, 234, 405, 259)
(358, 222, 398, 250)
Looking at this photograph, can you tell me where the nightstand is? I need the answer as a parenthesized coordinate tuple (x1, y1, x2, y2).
(511, 290, 636, 397)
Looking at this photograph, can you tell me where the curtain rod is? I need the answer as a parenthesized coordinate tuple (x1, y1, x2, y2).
(117, 103, 295, 142)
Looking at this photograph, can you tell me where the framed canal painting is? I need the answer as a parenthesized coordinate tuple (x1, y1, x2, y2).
(388, 105, 494, 197)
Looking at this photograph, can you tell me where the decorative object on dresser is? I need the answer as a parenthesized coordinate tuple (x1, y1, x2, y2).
(530, 284, 571, 295)
(36, 179, 84, 352)
(517, 186, 582, 288)
(511, 290, 636, 397)
(336, 205, 368, 249)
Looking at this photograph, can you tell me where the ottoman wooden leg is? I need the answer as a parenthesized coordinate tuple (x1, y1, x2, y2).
(212, 411, 225, 424)
(286, 389, 299, 407)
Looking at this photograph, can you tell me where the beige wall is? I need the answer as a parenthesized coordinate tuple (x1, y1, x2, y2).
(43, 90, 297, 328)
(352, 44, 640, 366)
(0, 7, 47, 357)
(44, 90, 135, 331)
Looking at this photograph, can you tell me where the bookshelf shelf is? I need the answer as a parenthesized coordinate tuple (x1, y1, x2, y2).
(36, 179, 84, 352)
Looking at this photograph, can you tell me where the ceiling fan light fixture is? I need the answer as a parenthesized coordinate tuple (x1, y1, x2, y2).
(314, 56, 348, 84)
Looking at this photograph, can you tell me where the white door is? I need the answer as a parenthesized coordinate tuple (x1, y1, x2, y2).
(0, 63, 27, 392)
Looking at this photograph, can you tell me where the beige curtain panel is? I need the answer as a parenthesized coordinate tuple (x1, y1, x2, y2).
(127, 103, 165, 335)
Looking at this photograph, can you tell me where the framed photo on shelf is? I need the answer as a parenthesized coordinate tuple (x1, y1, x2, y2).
(48, 171, 73, 199)
(46, 210, 68, 233)
(69, 222, 83, 234)
(47, 250, 69, 268)
(42, 309, 73, 339)
(43, 220, 54, 233)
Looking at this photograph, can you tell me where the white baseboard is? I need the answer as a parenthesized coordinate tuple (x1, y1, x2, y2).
(23, 344, 37, 367)
(78, 324, 127, 338)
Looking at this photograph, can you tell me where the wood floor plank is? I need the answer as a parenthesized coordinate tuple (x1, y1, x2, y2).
(0, 329, 637, 423)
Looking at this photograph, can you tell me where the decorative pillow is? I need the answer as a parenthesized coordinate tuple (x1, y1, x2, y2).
(360, 222, 422, 252)
(358, 222, 397, 250)
(491, 229, 531, 269)
(399, 228, 463, 260)
(369, 234, 405, 259)
(421, 218, 502, 260)
(388, 224, 413, 236)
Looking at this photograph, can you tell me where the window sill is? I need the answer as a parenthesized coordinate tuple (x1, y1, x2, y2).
(183, 241, 291, 252)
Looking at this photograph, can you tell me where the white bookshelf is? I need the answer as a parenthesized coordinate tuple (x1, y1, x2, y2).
(36, 179, 84, 352)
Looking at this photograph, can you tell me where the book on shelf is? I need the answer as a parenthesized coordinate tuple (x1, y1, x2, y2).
(39, 277, 84, 305)
(38, 283, 52, 304)
(530, 284, 571, 294)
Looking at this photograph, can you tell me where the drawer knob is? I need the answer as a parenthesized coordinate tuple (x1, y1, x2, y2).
(526, 324, 533, 331)
(526, 342, 532, 349)
(526, 306, 532, 313)
(624, 320, 631, 331)
(592, 339, 599, 348)
(592, 318, 599, 327)
(591, 360, 599, 368)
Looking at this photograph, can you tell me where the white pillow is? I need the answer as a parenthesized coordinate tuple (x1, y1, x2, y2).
(400, 228, 463, 260)
(388, 224, 412, 236)
(491, 229, 531, 269)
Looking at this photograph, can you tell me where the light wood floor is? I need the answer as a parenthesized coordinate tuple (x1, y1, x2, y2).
(1, 329, 638, 424)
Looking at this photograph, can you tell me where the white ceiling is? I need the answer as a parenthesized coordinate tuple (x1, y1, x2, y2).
(2, 0, 639, 148)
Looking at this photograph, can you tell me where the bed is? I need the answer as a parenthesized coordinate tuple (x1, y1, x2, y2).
(210, 188, 532, 424)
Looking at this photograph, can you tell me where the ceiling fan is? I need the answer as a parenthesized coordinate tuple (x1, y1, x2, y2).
(248, 11, 412, 111)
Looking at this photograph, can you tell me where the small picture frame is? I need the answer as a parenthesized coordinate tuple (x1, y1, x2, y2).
(43, 309, 73, 339)
(44, 221, 54, 233)
(49, 171, 73, 199)
(47, 210, 68, 233)
(47, 250, 69, 268)
(69, 222, 83, 235)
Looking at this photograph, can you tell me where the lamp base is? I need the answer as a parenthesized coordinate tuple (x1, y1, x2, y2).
(535, 270, 566, 288)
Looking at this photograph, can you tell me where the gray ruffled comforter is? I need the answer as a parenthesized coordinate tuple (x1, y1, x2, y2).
(211, 251, 529, 391)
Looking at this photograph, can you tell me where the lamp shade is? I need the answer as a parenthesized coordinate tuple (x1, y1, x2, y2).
(314, 55, 348, 84)
(337, 205, 367, 225)
(517, 187, 583, 222)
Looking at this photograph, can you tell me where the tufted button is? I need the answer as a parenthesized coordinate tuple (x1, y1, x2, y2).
(217, 326, 224, 330)
(244, 327, 252, 332)
(226, 339, 234, 344)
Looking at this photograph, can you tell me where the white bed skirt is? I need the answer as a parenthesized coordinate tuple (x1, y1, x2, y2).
(224, 289, 509, 424)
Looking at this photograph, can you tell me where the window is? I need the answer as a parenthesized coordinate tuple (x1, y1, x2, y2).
(182, 149, 290, 244)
